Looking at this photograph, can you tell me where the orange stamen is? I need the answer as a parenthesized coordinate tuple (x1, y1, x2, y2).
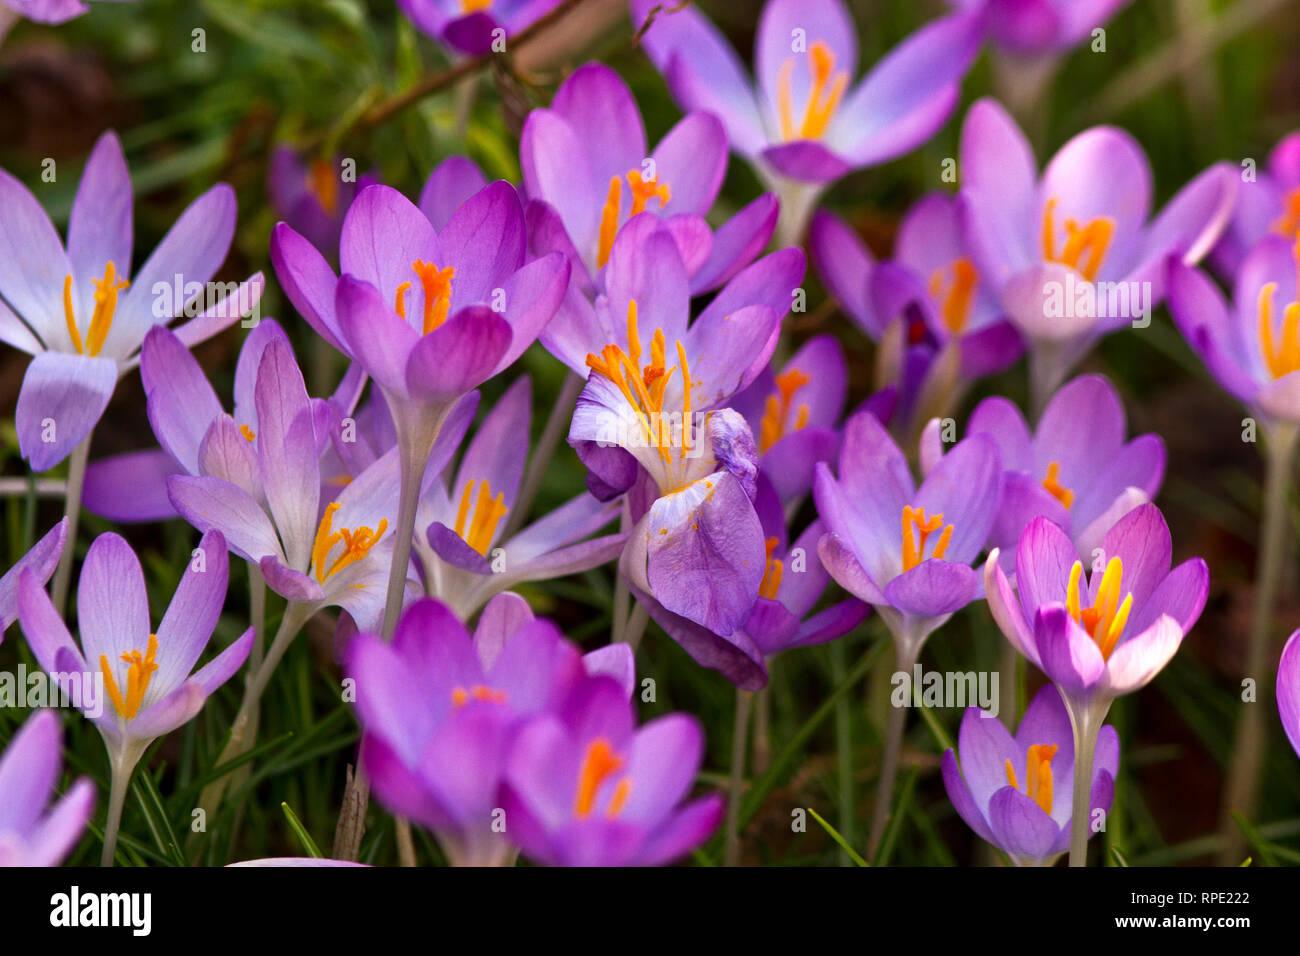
(758, 367, 811, 452)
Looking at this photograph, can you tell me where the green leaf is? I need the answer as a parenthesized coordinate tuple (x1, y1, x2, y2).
(281, 802, 323, 858)
(806, 807, 869, 866)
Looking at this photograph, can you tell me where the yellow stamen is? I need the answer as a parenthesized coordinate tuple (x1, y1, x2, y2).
(1041, 198, 1114, 282)
(900, 505, 953, 572)
(101, 633, 159, 721)
(240, 424, 256, 443)
(311, 501, 388, 583)
(1066, 558, 1132, 660)
(460, 0, 491, 12)
(1041, 461, 1074, 509)
(394, 281, 411, 320)
(596, 170, 672, 268)
(1258, 237, 1300, 378)
(1273, 186, 1300, 238)
(778, 40, 848, 141)
(451, 684, 507, 708)
(928, 258, 979, 335)
(411, 260, 456, 334)
(308, 158, 339, 215)
(1005, 746, 1058, 814)
(63, 262, 129, 357)
(758, 367, 811, 452)
(453, 478, 509, 555)
(759, 536, 784, 600)
(575, 738, 626, 818)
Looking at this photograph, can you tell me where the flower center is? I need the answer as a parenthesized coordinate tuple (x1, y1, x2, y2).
(927, 258, 979, 334)
(574, 737, 631, 819)
(1041, 198, 1114, 282)
(1004, 743, 1058, 815)
(597, 170, 672, 269)
(586, 300, 694, 470)
(1041, 461, 1074, 509)
(100, 633, 159, 721)
(758, 367, 810, 452)
(451, 684, 507, 707)
(759, 536, 784, 600)
(1273, 186, 1300, 239)
(777, 40, 848, 142)
(64, 261, 129, 357)
(311, 501, 389, 584)
(240, 424, 257, 443)
(307, 158, 339, 215)
(1257, 235, 1300, 378)
(453, 478, 508, 555)
(1066, 558, 1132, 660)
(395, 260, 456, 335)
(901, 505, 953, 572)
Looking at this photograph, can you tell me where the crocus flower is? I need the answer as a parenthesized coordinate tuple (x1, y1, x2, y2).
(521, 61, 777, 293)
(922, 374, 1164, 569)
(0, 518, 67, 634)
(398, 0, 560, 55)
(1211, 132, 1300, 276)
(631, 0, 982, 240)
(942, 685, 1118, 866)
(0, 0, 132, 25)
(1169, 235, 1300, 430)
(268, 147, 376, 260)
(419, 375, 626, 619)
(948, 0, 1130, 57)
(810, 197, 1022, 432)
(730, 334, 847, 504)
(0, 710, 95, 867)
(957, 98, 1236, 401)
(814, 409, 1002, 664)
(501, 674, 723, 866)
(0, 130, 263, 471)
(348, 595, 633, 866)
(1279, 628, 1300, 760)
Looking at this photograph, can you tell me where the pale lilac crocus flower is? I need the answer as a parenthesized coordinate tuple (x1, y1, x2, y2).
(398, 0, 561, 55)
(942, 685, 1117, 866)
(268, 147, 376, 261)
(630, 0, 983, 243)
(18, 529, 253, 865)
(1279, 628, 1300, 761)
(0, 710, 95, 867)
(1211, 132, 1300, 276)
(957, 98, 1236, 406)
(0, 518, 67, 634)
(948, 0, 1130, 57)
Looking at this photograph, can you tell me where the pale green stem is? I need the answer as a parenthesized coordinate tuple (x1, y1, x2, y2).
(1067, 698, 1108, 867)
(610, 504, 631, 645)
(867, 644, 918, 860)
(724, 689, 753, 867)
(101, 743, 146, 867)
(51, 434, 92, 616)
(503, 371, 583, 538)
(830, 640, 854, 865)
(624, 603, 649, 653)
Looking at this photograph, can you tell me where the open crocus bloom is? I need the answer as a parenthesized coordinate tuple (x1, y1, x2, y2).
(0, 710, 95, 867)
(0, 131, 263, 471)
(501, 675, 723, 866)
(1169, 235, 1300, 429)
(349, 596, 632, 866)
(814, 410, 1002, 662)
(957, 98, 1236, 396)
(0, 0, 133, 25)
(522, 62, 776, 294)
(1279, 629, 1300, 760)
(1211, 132, 1300, 276)
(986, 504, 1208, 708)
(18, 529, 253, 769)
(419, 375, 626, 619)
(631, 0, 981, 195)
(397, 0, 560, 55)
(268, 147, 375, 260)
(924, 374, 1164, 569)
(0, 518, 67, 634)
(948, 0, 1130, 56)
(942, 685, 1117, 866)
(731, 334, 847, 504)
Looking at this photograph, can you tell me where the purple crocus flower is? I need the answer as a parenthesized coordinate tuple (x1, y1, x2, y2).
(814, 409, 1002, 664)
(398, 0, 560, 56)
(0, 0, 132, 25)
(521, 61, 777, 293)
(923, 374, 1164, 569)
(0, 131, 263, 471)
(268, 147, 376, 260)
(0, 710, 95, 867)
(348, 595, 632, 866)
(942, 685, 1118, 866)
(501, 675, 723, 866)
(0, 518, 67, 635)
(631, 0, 982, 239)
(1279, 628, 1300, 760)
(1169, 235, 1300, 429)
(419, 375, 626, 619)
(957, 98, 1236, 401)
(949, 0, 1131, 57)
(730, 334, 847, 504)
(1211, 132, 1300, 276)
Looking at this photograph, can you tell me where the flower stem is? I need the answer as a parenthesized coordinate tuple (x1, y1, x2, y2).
(867, 645, 918, 860)
(101, 744, 145, 867)
(381, 408, 448, 640)
(1218, 422, 1298, 863)
(503, 371, 583, 538)
(830, 639, 854, 865)
(724, 689, 753, 867)
(50, 433, 92, 616)
(1067, 699, 1106, 867)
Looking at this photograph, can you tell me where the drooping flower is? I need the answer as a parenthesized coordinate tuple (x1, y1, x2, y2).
(0, 0, 133, 25)
(0, 131, 263, 471)
(397, 0, 561, 55)
(814, 409, 1002, 664)
(941, 685, 1118, 866)
(348, 595, 633, 866)
(1211, 132, 1300, 276)
(1279, 628, 1300, 760)
(0, 518, 67, 635)
(521, 61, 776, 293)
(957, 98, 1236, 400)
(948, 0, 1131, 57)
(419, 375, 626, 619)
(631, 0, 982, 239)
(268, 147, 376, 260)
(0, 710, 95, 867)
(501, 674, 723, 866)
(922, 374, 1164, 569)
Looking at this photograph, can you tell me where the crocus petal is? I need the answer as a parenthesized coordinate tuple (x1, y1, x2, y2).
(0, 167, 72, 339)
(270, 222, 345, 352)
(1102, 614, 1185, 697)
(1277, 629, 1300, 759)
(420, 156, 489, 231)
(16, 352, 117, 473)
(0, 518, 67, 632)
(406, 306, 512, 401)
(141, 324, 223, 472)
(941, 748, 997, 846)
(987, 786, 1060, 863)
(334, 275, 418, 395)
(151, 529, 229, 696)
(1033, 605, 1106, 693)
(67, 132, 133, 326)
(883, 560, 978, 617)
(77, 531, 150, 666)
(167, 475, 285, 564)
